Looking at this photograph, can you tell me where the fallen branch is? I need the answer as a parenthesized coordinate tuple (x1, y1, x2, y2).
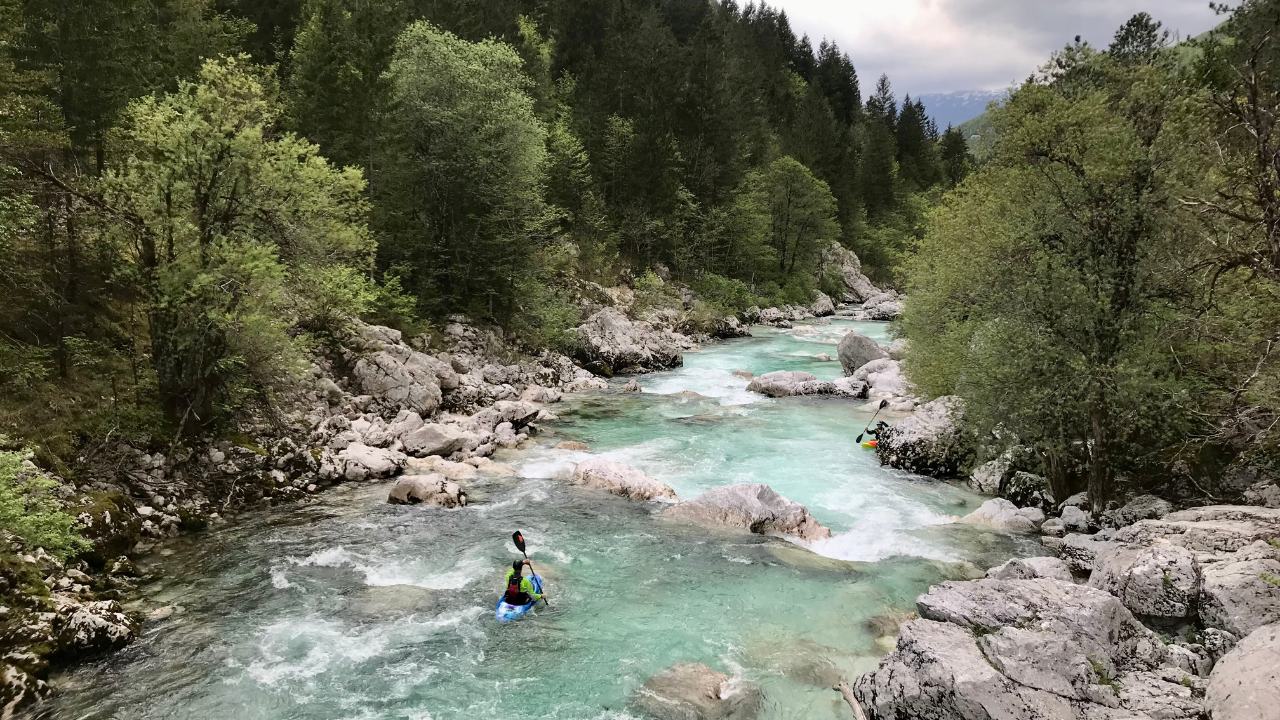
(833, 680, 869, 720)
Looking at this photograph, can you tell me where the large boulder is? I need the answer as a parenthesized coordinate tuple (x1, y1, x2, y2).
(664, 483, 831, 542)
(810, 292, 835, 317)
(969, 459, 1009, 495)
(959, 498, 1044, 532)
(346, 322, 452, 417)
(710, 315, 751, 339)
(863, 300, 904, 321)
(1058, 532, 1119, 575)
(401, 423, 470, 457)
(755, 307, 791, 328)
(875, 397, 971, 478)
(741, 371, 838, 398)
(572, 459, 677, 501)
(1088, 544, 1202, 619)
(837, 332, 888, 376)
(388, 473, 466, 507)
(854, 579, 1200, 720)
(1244, 481, 1280, 509)
(576, 307, 684, 374)
(471, 400, 540, 432)
(1101, 495, 1173, 529)
(821, 241, 879, 302)
(320, 443, 407, 482)
(47, 594, 139, 657)
(852, 358, 914, 403)
(633, 662, 763, 720)
(1206, 622, 1280, 720)
(1198, 545, 1280, 637)
(1002, 471, 1053, 512)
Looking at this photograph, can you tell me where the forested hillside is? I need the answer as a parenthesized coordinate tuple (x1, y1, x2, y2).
(0, 0, 966, 459)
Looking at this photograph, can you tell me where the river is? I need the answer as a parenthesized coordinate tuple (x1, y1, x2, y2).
(41, 319, 1038, 720)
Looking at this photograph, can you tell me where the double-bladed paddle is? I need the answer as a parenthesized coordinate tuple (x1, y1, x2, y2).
(855, 399, 891, 443)
(512, 530, 549, 606)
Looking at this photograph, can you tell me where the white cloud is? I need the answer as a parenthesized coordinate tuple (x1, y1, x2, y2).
(770, 0, 1224, 95)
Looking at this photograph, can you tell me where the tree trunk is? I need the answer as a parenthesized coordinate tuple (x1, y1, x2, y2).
(1088, 392, 1110, 514)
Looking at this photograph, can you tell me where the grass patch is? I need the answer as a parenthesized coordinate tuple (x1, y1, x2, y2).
(1089, 656, 1120, 694)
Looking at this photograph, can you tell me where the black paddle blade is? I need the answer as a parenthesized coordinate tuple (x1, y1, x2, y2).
(512, 531, 526, 553)
(879, 399, 889, 409)
(855, 432, 865, 443)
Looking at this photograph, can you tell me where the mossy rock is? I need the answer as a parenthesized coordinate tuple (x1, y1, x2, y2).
(67, 492, 142, 567)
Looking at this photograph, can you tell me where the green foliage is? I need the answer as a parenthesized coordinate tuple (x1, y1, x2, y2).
(101, 56, 373, 430)
(376, 21, 549, 323)
(902, 50, 1193, 508)
(0, 447, 89, 559)
(692, 273, 754, 313)
(1261, 572, 1280, 588)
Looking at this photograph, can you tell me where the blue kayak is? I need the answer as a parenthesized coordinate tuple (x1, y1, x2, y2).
(495, 574, 543, 622)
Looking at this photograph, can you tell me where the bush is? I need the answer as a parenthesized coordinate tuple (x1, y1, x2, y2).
(692, 273, 753, 313)
(0, 446, 89, 559)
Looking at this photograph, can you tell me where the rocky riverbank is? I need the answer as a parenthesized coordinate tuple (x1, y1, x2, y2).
(844, 391, 1280, 720)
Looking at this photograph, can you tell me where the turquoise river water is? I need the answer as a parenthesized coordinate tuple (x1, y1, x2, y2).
(39, 319, 1039, 720)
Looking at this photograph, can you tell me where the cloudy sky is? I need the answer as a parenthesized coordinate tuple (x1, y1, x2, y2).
(773, 0, 1224, 96)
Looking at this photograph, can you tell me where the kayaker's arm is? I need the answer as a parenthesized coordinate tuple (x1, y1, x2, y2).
(520, 576, 543, 602)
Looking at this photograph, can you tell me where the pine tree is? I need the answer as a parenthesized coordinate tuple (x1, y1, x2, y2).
(939, 125, 971, 186)
(865, 74, 897, 127)
(814, 39, 860, 125)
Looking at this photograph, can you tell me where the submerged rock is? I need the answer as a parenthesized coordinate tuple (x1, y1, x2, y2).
(571, 458, 676, 501)
(633, 662, 763, 720)
(664, 483, 831, 542)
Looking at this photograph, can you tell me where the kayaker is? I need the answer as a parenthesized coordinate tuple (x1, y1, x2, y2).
(868, 420, 889, 439)
(503, 559, 545, 605)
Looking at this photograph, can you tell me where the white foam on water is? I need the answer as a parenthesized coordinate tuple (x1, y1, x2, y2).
(515, 449, 590, 480)
(642, 366, 762, 405)
(289, 546, 492, 589)
(471, 478, 552, 514)
(244, 607, 484, 689)
(270, 567, 292, 589)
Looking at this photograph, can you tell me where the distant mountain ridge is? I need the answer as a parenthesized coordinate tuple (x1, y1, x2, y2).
(916, 90, 1006, 129)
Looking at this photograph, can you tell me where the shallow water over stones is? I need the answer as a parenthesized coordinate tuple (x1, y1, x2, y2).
(41, 319, 1038, 720)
